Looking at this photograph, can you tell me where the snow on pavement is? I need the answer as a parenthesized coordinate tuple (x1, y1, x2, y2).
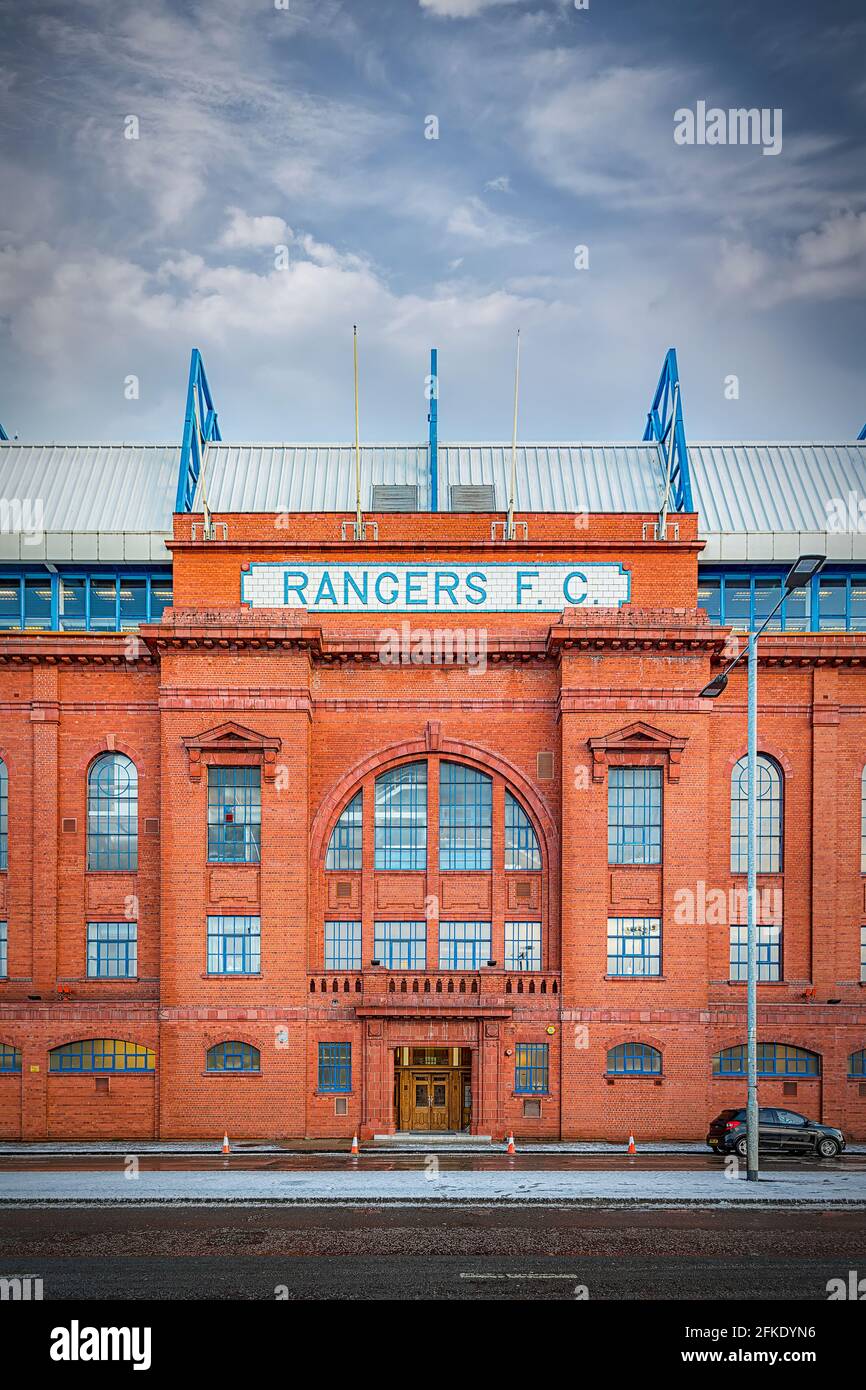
(1, 1167, 865, 1205)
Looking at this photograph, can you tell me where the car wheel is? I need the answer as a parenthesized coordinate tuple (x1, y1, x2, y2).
(817, 1137, 840, 1159)
(735, 1135, 748, 1158)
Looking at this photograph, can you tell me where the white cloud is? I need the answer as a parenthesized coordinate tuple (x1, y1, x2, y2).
(219, 207, 292, 250)
(446, 195, 532, 246)
(484, 175, 511, 193)
(419, 0, 517, 17)
(716, 211, 866, 307)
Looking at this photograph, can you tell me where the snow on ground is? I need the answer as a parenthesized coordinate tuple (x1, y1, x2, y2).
(1, 1168, 864, 1206)
(2, 1140, 864, 1155)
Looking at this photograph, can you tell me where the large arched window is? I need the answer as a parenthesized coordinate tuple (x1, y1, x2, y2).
(712, 1043, 819, 1077)
(326, 790, 362, 870)
(0, 758, 7, 871)
(505, 792, 541, 870)
(206, 1041, 260, 1073)
(607, 1043, 662, 1075)
(375, 762, 427, 870)
(49, 1039, 154, 1072)
(87, 753, 138, 871)
(730, 754, 782, 873)
(439, 762, 492, 870)
(848, 1049, 866, 1078)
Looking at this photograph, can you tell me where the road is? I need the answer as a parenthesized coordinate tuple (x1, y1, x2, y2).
(1, 1203, 865, 1299)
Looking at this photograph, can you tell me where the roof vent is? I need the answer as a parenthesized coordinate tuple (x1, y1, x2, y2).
(451, 484, 496, 512)
(371, 485, 418, 512)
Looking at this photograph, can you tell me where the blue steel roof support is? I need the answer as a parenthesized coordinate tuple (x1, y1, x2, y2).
(428, 347, 438, 512)
(174, 348, 222, 513)
(642, 347, 693, 512)
(858, 422, 866, 441)
(0, 423, 8, 441)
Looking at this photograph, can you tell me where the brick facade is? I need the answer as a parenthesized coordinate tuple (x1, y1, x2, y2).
(1, 509, 865, 1140)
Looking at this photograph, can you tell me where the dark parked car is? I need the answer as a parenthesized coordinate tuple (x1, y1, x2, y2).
(707, 1107, 845, 1159)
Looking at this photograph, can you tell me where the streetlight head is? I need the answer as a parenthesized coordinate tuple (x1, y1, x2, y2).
(699, 672, 729, 699)
(784, 553, 825, 593)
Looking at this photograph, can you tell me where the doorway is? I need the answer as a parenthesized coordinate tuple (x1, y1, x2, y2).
(394, 1048, 472, 1132)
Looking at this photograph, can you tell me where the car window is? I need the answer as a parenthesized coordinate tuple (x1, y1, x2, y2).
(758, 1108, 779, 1123)
(776, 1110, 806, 1126)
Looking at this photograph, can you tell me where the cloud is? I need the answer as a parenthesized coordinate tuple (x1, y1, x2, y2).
(419, 0, 517, 17)
(483, 175, 511, 193)
(446, 195, 532, 246)
(219, 207, 293, 250)
(716, 211, 866, 307)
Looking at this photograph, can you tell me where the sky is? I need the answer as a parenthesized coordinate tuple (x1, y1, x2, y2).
(0, 0, 864, 445)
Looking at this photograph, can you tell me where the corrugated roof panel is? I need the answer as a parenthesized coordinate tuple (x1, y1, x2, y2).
(0, 443, 179, 534)
(199, 444, 431, 513)
(688, 443, 866, 535)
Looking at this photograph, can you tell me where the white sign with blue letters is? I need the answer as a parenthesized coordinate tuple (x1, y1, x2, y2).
(241, 562, 630, 613)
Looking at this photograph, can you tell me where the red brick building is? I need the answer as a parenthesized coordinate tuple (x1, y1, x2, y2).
(1, 360, 866, 1142)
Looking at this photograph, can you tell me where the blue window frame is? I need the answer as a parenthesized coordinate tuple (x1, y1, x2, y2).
(0, 920, 6, 978)
(326, 791, 362, 870)
(861, 926, 866, 985)
(0, 1043, 21, 1072)
(206, 1041, 261, 1072)
(713, 1043, 820, 1077)
(325, 920, 362, 971)
(505, 792, 541, 870)
(438, 921, 491, 969)
(439, 762, 492, 870)
(87, 921, 137, 979)
(849, 1049, 866, 1078)
(607, 917, 661, 977)
(207, 915, 261, 975)
(0, 570, 173, 632)
(0, 759, 7, 871)
(607, 1043, 662, 1075)
(731, 754, 782, 873)
(729, 923, 781, 982)
(373, 920, 426, 970)
(697, 568, 866, 633)
(375, 762, 427, 870)
(608, 767, 662, 865)
(87, 753, 138, 871)
(207, 767, 261, 863)
(319, 1042, 352, 1092)
(49, 1039, 155, 1072)
(514, 1043, 548, 1094)
(505, 920, 541, 971)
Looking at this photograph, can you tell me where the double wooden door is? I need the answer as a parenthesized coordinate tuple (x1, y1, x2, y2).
(397, 1066, 471, 1131)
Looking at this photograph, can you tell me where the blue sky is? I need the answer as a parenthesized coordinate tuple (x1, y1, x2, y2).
(0, 0, 864, 444)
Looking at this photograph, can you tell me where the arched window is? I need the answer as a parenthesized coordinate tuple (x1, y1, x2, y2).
(861, 768, 866, 873)
(439, 762, 492, 870)
(49, 1039, 154, 1072)
(505, 792, 541, 870)
(0, 1043, 21, 1073)
(848, 1049, 866, 1078)
(375, 762, 427, 870)
(87, 753, 138, 871)
(0, 759, 7, 870)
(712, 1043, 819, 1077)
(607, 1043, 662, 1075)
(326, 790, 362, 870)
(206, 1041, 261, 1073)
(730, 754, 782, 873)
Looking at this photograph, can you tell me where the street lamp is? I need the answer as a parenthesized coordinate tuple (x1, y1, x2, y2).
(699, 554, 825, 1181)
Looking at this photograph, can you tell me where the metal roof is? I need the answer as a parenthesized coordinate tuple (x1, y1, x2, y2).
(0, 444, 178, 561)
(1, 438, 865, 561)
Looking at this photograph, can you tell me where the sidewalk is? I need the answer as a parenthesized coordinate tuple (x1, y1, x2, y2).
(1, 1167, 864, 1206)
(5, 1138, 862, 1156)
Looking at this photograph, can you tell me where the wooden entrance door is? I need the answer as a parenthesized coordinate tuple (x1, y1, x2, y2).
(410, 1070, 450, 1131)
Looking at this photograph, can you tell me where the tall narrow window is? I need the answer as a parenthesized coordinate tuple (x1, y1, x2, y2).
(439, 762, 492, 870)
(87, 921, 137, 979)
(608, 767, 662, 865)
(607, 917, 661, 977)
(373, 920, 426, 970)
(319, 1042, 352, 1092)
(731, 754, 782, 873)
(438, 921, 491, 969)
(375, 763, 427, 870)
(514, 1043, 549, 1094)
(505, 921, 541, 971)
(87, 753, 138, 871)
(849, 1049, 866, 1078)
(861, 768, 866, 873)
(0, 759, 7, 870)
(0, 920, 6, 978)
(729, 923, 781, 982)
(324, 921, 361, 971)
(326, 791, 363, 870)
(505, 792, 541, 870)
(207, 767, 261, 863)
(207, 915, 261, 975)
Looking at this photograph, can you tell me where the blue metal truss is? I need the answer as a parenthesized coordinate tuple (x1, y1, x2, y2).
(428, 347, 438, 512)
(175, 348, 222, 513)
(0, 423, 8, 441)
(642, 347, 693, 513)
(858, 422, 866, 441)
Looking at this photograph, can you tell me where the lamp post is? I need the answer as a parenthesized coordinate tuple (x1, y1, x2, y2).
(699, 554, 825, 1181)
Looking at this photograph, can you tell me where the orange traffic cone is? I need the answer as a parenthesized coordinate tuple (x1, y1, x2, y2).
(350, 1132, 359, 1156)
(222, 1133, 231, 1155)
(627, 1133, 636, 1155)
(506, 1132, 516, 1155)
